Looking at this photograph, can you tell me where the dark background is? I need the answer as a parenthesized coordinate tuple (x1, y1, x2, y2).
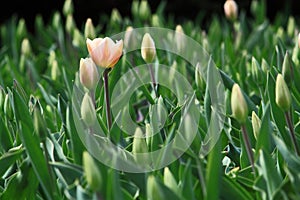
(0, 0, 298, 32)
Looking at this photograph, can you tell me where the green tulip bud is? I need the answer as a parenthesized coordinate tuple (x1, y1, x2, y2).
(65, 14, 76, 35)
(79, 58, 99, 91)
(33, 107, 47, 141)
(275, 73, 291, 112)
(17, 18, 27, 39)
(261, 58, 269, 73)
(147, 175, 165, 200)
(251, 111, 261, 140)
(52, 12, 62, 30)
(195, 62, 206, 91)
(72, 28, 85, 48)
(131, 0, 139, 18)
(141, 33, 156, 63)
(84, 18, 96, 39)
(231, 84, 248, 124)
(51, 60, 61, 81)
(83, 151, 102, 192)
(110, 8, 122, 24)
(63, 0, 74, 16)
(282, 51, 294, 87)
(163, 167, 179, 195)
(139, 0, 151, 21)
(287, 16, 295, 37)
(251, 57, 263, 85)
(132, 127, 148, 154)
(21, 38, 31, 57)
(81, 93, 97, 126)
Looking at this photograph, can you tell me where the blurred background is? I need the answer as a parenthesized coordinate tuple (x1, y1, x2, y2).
(0, 0, 299, 32)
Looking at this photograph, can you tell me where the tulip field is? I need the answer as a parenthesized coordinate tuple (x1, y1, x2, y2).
(1, 0, 300, 199)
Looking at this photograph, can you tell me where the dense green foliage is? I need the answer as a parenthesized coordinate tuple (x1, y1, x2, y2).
(1, 0, 300, 199)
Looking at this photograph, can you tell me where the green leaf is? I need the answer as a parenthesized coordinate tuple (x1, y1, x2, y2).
(0, 147, 24, 177)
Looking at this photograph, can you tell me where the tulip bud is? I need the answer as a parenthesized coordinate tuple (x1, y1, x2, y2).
(287, 16, 295, 37)
(141, 33, 156, 63)
(163, 167, 178, 195)
(110, 8, 122, 24)
(251, 111, 261, 140)
(231, 84, 248, 124)
(79, 58, 99, 91)
(84, 18, 96, 39)
(139, 0, 151, 21)
(124, 26, 133, 47)
(145, 123, 152, 146)
(195, 62, 206, 91)
(65, 14, 76, 34)
(17, 18, 27, 39)
(261, 58, 269, 73)
(63, 0, 74, 16)
(21, 38, 31, 57)
(72, 28, 85, 48)
(275, 73, 292, 112)
(224, 0, 238, 21)
(51, 60, 61, 81)
(132, 127, 148, 154)
(147, 175, 165, 200)
(86, 37, 123, 68)
(48, 50, 56, 67)
(282, 51, 294, 87)
(52, 12, 62, 30)
(81, 93, 97, 126)
(251, 57, 263, 85)
(175, 25, 185, 51)
(151, 14, 161, 27)
(83, 151, 102, 192)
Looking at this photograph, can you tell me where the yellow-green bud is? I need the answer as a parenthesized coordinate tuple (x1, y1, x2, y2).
(21, 38, 31, 58)
(51, 60, 61, 81)
(275, 73, 292, 112)
(287, 16, 295, 37)
(251, 111, 261, 140)
(282, 51, 294, 87)
(124, 26, 134, 47)
(231, 83, 248, 124)
(63, 0, 74, 16)
(139, 0, 151, 21)
(48, 50, 56, 67)
(147, 175, 165, 200)
(131, 0, 139, 18)
(195, 62, 206, 91)
(261, 58, 269, 73)
(65, 14, 76, 34)
(83, 151, 102, 192)
(151, 14, 161, 27)
(175, 25, 185, 51)
(251, 56, 263, 85)
(111, 8, 122, 25)
(79, 58, 99, 91)
(84, 18, 96, 39)
(72, 28, 85, 48)
(141, 33, 156, 63)
(132, 127, 148, 154)
(224, 0, 238, 21)
(52, 12, 62, 30)
(163, 167, 178, 195)
(81, 93, 97, 126)
(17, 18, 27, 39)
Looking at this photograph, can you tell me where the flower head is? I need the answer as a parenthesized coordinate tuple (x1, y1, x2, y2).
(231, 83, 248, 124)
(275, 73, 292, 112)
(141, 33, 156, 63)
(224, 0, 238, 21)
(86, 37, 123, 68)
(79, 57, 99, 90)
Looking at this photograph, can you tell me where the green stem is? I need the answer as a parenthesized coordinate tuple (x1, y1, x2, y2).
(103, 68, 112, 131)
(147, 63, 158, 97)
(284, 111, 300, 156)
(241, 124, 255, 174)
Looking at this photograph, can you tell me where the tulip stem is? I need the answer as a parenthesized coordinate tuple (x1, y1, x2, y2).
(241, 124, 255, 174)
(90, 89, 96, 108)
(147, 63, 158, 97)
(284, 111, 300, 156)
(103, 68, 112, 131)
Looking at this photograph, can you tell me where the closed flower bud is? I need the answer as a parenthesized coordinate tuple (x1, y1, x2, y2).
(65, 14, 76, 34)
(110, 8, 122, 24)
(147, 175, 165, 200)
(124, 26, 133, 47)
(287, 16, 295, 37)
(175, 25, 185, 51)
(275, 73, 292, 112)
(51, 60, 61, 81)
(251, 57, 263, 85)
(139, 0, 151, 21)
(132, 127, 148, 154)
(17, 18, 27, 39)
(72, 28, 85, 48)
(86, 37, 123, 68)
(224, 0, 238, 21)
(79, 58, 99, 90)
(141, 33, 156, 63)
(63, 0, 73, 16)
(282, 51, 294, 87)
(163, 167, 179, 195)
(251, 111, 261, 140)
(231, 84, 248, 124)
(81, 93, 97, 126)
(52, 12, 62, 30)
(21, 38, 31, 57)
(83, 151, 102, 192)
(131, 0, 139, 18)
(151, 14, 161, 27)
(195, 62, 206, 91)
(261, 58, 269, 73)
(84, 18, 96, 39)
(33, 107, 47, 141)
